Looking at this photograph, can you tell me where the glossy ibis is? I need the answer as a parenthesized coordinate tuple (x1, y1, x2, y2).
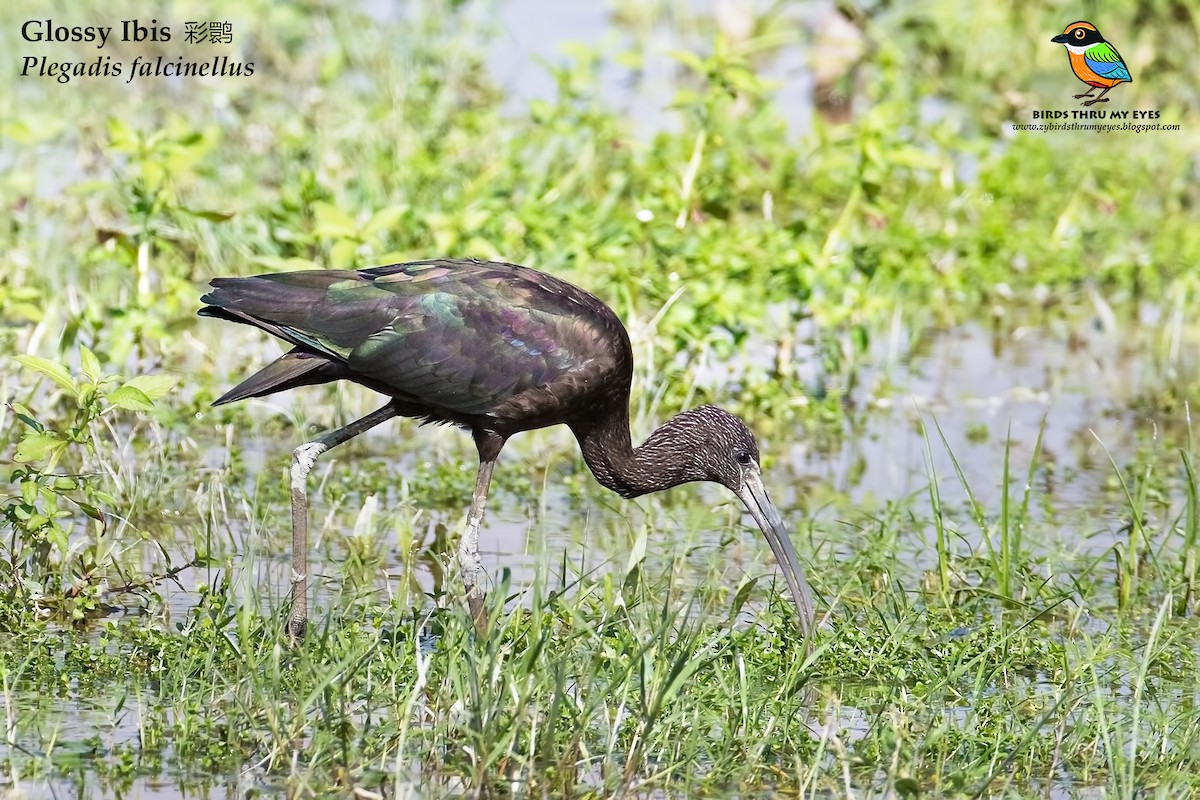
(199, 259, 814, 640)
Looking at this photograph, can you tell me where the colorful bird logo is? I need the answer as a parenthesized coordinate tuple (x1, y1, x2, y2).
(1051, 21, 1132, 106)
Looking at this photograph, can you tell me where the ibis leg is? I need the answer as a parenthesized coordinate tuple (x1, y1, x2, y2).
(289, 403, 400, 641)
(458, 459, 496, 636)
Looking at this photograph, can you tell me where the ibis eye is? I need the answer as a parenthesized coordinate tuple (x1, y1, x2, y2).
(736, 452, 753, 466)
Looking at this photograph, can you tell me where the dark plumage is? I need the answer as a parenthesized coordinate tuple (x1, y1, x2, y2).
(200, 259, 814, 641)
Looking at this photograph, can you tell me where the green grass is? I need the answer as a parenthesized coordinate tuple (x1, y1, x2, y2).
(3, 0, 1200, 796)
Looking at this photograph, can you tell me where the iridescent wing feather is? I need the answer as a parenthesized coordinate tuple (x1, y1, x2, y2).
(200, 260, 623, 416)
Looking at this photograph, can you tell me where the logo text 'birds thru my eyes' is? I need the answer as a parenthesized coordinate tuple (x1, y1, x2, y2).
(1050, 21, 1132, 106)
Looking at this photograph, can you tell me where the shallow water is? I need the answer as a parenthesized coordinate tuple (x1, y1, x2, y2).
(818, 305, 1173, 545)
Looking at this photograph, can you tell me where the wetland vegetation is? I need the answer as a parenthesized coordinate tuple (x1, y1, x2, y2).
(2, 0, 1200, 796)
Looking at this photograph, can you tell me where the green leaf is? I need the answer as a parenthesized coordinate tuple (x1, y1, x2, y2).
(6, 302, 42, 323)
(180, 206, 235, 222)
(464, 237, 503, 262)
(76, 501, 106, 522)
(14, 355, 77, 396)
(729, 576, 761, 618)
(891, 145, 943, 171)
(625, 526, 648, 574)
(109, 385, 154, 412)
(666, 49, 707, 75)
(15, 432, 65, 463)
(669, 88, 704, 111)
(80, 347, 102, 384)
(312, 202, 360, 239)
(12, 406, 44, 433)
(252, 255, 321, 272)
(121, 373, 176, 401)
(614, 48, 643, 70)
(331, 239, 359, 269)
(106, 116, 139, 153)
(723, 66, 767, 96)
(46, 525, 69, 556)
(364, 204, 410, 237)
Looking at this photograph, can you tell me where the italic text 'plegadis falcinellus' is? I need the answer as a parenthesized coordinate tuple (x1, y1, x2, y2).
(199, 259, 815, 641)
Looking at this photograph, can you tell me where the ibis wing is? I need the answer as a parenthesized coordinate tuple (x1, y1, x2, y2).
(346, 297, 590, 414)
(201, 261, 614, 414)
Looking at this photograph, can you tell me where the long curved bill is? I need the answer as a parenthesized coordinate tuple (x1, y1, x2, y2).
(736, 470, 815, 638)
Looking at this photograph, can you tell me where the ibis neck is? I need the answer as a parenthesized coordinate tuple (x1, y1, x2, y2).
(572, 407, 702, 499)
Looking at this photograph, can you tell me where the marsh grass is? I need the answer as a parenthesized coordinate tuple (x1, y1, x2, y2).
(923, 413, 1050, 608)
(6, 442, 1200, 797)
